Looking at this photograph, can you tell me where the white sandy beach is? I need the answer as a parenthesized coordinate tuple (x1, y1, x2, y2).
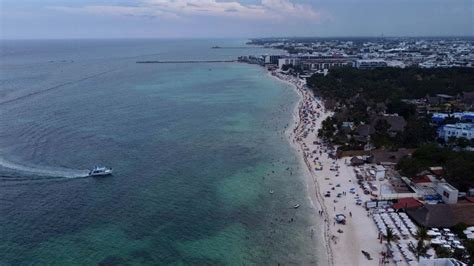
(272, 71, 386, 266)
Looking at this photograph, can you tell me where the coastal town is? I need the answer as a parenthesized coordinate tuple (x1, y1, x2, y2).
(3, 0, 474, 265)
(240, 37, 474, 74)
(242, 37, 474, 265)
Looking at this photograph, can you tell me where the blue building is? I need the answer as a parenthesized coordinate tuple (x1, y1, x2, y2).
(431, 112, 474, 124)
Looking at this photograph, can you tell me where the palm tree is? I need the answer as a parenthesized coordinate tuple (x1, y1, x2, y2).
(386, 227, 395, 246)
(414, 239, 429, 260)
(416, 227, 429, 242)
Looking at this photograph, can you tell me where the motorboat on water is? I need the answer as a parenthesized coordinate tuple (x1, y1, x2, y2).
(89, 166, 113, 177)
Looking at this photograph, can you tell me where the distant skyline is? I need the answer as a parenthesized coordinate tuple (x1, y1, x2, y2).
(1, 0, 473, 39)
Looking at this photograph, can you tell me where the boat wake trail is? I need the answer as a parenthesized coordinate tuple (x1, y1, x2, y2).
(0, 67, 123, 106)
(0, 157, 89, 181)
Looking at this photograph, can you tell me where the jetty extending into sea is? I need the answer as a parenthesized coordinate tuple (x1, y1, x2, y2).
(136, 60, 236, 64)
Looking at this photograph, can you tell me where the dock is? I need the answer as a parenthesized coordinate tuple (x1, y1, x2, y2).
(136, 60, 237, 64)
(212, 46, 264, 49)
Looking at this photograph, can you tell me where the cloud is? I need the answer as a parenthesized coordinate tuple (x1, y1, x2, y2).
(48, 5, 181, 20)
(261, 0, 322, 20)
(48, 0, 325, 22)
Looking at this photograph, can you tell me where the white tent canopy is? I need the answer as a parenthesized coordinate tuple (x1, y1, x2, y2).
(427, 230, 441, 237)
(463, 229, 473, 235)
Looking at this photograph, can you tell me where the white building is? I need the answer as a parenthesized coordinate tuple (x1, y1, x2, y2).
(436, 183, 459, 204)
(419, 258, 466, 266)
(278, 57, 354, 70)
(264, 55, 282, 65)
(437, 123, 474, 141)
(278, 58, 300, 69)
(374, 165, 386, 179)
(355, 59, 387, 69)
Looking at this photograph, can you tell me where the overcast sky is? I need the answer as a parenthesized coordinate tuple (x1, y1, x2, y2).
(1, 0, 473, 39)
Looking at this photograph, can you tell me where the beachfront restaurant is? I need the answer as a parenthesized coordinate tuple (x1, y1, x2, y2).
(406, 202, 474, 228)
(379, 176, 418, 200)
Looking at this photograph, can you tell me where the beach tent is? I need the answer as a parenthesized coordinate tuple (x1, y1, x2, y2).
(427, 230, 441, 237)
(335, 214, 346, 223)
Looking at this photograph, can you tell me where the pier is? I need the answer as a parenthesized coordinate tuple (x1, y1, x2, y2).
(211, 46, 265, 49)
(136, 60, 237, 64)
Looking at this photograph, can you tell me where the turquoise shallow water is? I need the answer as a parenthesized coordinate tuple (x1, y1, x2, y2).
(0, 39, 324, 265)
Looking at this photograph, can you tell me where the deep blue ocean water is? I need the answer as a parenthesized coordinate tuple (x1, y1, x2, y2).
(0, 39, 324, 265)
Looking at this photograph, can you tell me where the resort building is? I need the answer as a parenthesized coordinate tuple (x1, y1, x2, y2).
(436, 183, 459, 204)
(406, 202, 474, 227)
(431, 112, 474, 124)
(278, 58, 300, 69)
(355, 59, 388, 69)
(437, 123, 474, 141)
(299, 59, 353, 70)
(278, 56, 354, 70)
(419, 258, 467, 266)
(374, 165, 386, 179)
(379, 176, 418, 200)
(263, 55, 282, 65)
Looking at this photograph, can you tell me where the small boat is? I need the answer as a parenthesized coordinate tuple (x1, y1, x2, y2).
(89, 166, 113, 177)
(293, 204, 300, 209)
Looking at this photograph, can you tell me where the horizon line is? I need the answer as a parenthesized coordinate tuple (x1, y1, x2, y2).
(2, 35, 474, 41)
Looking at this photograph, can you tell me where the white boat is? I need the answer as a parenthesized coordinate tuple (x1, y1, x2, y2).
(89, 166, 113, 177)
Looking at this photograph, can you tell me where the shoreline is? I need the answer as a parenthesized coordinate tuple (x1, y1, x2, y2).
(268, 69, 384, 266)
(267, 70, 333, 266)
